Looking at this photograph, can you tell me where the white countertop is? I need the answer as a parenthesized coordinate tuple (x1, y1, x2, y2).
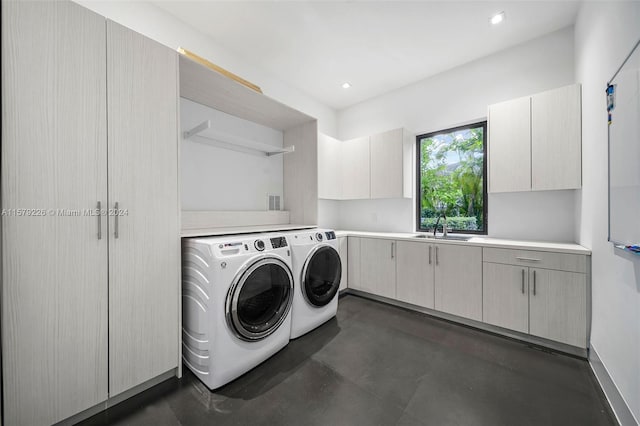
(334, 230, 591, 255)
(181, 224, 316, 238)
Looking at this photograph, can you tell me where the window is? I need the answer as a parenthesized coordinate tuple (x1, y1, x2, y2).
(416, 122, 487, 234)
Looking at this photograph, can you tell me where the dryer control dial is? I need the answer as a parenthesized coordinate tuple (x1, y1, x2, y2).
(316, 232, 324, 241)
(254, 240, 265, 251)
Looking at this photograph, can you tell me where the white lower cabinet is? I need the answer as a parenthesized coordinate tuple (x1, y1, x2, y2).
(347, 237, 361, 289)
(528, 268, 587, 347)
(345, 236, 589, 350)
(482, 248, 588, 348)
(351, 238, 482, 319)
(338, 236, 348, 291)
(395, 241, 434, 309)
(358, 238, 396, 299)
(483, 263, 529, 333)
(433, 244, 483, 321)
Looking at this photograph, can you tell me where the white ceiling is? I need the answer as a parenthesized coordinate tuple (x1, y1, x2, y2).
(153, 1, 580, 110)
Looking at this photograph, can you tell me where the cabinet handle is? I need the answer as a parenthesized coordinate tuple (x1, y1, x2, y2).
(97, 201, 102, 240)
(391, 242, 395, 259)
(516, 256, 541, 262)
(435, 246, 439, 265)
(428, 246, 432, 265)
(521, 269, 525, 294)
(114, 202, 119, 239)
(533, 270, 536, 296)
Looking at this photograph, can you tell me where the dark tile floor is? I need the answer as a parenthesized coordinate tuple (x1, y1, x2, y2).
(81, 295, 616, 426)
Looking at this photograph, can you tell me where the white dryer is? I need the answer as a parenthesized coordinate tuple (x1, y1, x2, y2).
(181, 233, 294, 390)
(287, 229, 342, 339)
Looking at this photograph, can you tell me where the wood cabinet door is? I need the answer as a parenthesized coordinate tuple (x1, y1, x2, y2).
(338, 237, 349, 291)
(318, 133, 343, 200)
(359, 238, 397, 299)
(488, 97, 531, 193)
(107, 21, 180, 396)
(1, 2, 108, 424)
(434, 244, 482, 321)
(482, 263, 529, 333)
(531, 84, 582, 190)
(396, 241, 434, 309)
(529, 268, 587, 347)
(341, 136, 370, 199)
(370, 129, 404, 199)
(347, 237, 361, 290)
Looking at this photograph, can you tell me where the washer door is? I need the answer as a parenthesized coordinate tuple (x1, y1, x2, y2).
(301, 245, 342, 307)
(226, 255, 294, 341)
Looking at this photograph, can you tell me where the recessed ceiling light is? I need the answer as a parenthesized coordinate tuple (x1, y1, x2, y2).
(342, 82, 351, 89)
(490, 12, 505, 25)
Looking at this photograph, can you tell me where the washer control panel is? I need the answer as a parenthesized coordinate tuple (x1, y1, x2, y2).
(270, 236, 288, 249)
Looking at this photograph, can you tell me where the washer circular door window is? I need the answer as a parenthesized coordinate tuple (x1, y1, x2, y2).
(226, 255, 294, 341)
(301, 245, 342, 307)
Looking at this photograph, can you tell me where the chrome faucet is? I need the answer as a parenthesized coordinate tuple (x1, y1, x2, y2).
(433, 213, 448, 237)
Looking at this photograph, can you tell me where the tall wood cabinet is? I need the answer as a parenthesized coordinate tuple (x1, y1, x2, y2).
(1, 3, 179, 425)
(1, 3, 108, 425)
(106, 21, 180, 397)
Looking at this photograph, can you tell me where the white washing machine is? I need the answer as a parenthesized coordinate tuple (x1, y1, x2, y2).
(181, 233, 294, 390)
(287, 229, 342, 339)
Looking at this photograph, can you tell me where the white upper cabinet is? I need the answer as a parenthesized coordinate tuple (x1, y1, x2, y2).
(320, 128, 413, 200)
(531, 84, 582, 190)
(341, 136, 371, 199)
(370, 128, 413, 199)
(488, 84, 582, 193)
(318, 133, 343, 200)
(488, 96, 532, 193)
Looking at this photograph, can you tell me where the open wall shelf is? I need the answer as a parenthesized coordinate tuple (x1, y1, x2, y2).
(183, 120, 294, 156)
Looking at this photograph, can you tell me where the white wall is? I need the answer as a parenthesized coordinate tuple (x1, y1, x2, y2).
(180, 99, 284, 211)
(336, 27, 577, 241)
(574, 3, 640, 424)
(75, 1, 337, 137)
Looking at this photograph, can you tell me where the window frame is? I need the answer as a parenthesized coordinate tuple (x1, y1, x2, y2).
(415, 121, 488, 235)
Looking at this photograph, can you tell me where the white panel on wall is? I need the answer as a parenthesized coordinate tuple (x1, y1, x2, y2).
(488, 191, 576, 242)
(180, 98, 284, 211)
(338, 198, 414, 233)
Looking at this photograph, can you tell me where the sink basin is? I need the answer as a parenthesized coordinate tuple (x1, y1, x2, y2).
(412, 234, 471, 241)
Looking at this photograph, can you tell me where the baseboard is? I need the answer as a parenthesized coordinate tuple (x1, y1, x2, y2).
(589, 345, 638, 426)
(54, 368, 178, 426)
